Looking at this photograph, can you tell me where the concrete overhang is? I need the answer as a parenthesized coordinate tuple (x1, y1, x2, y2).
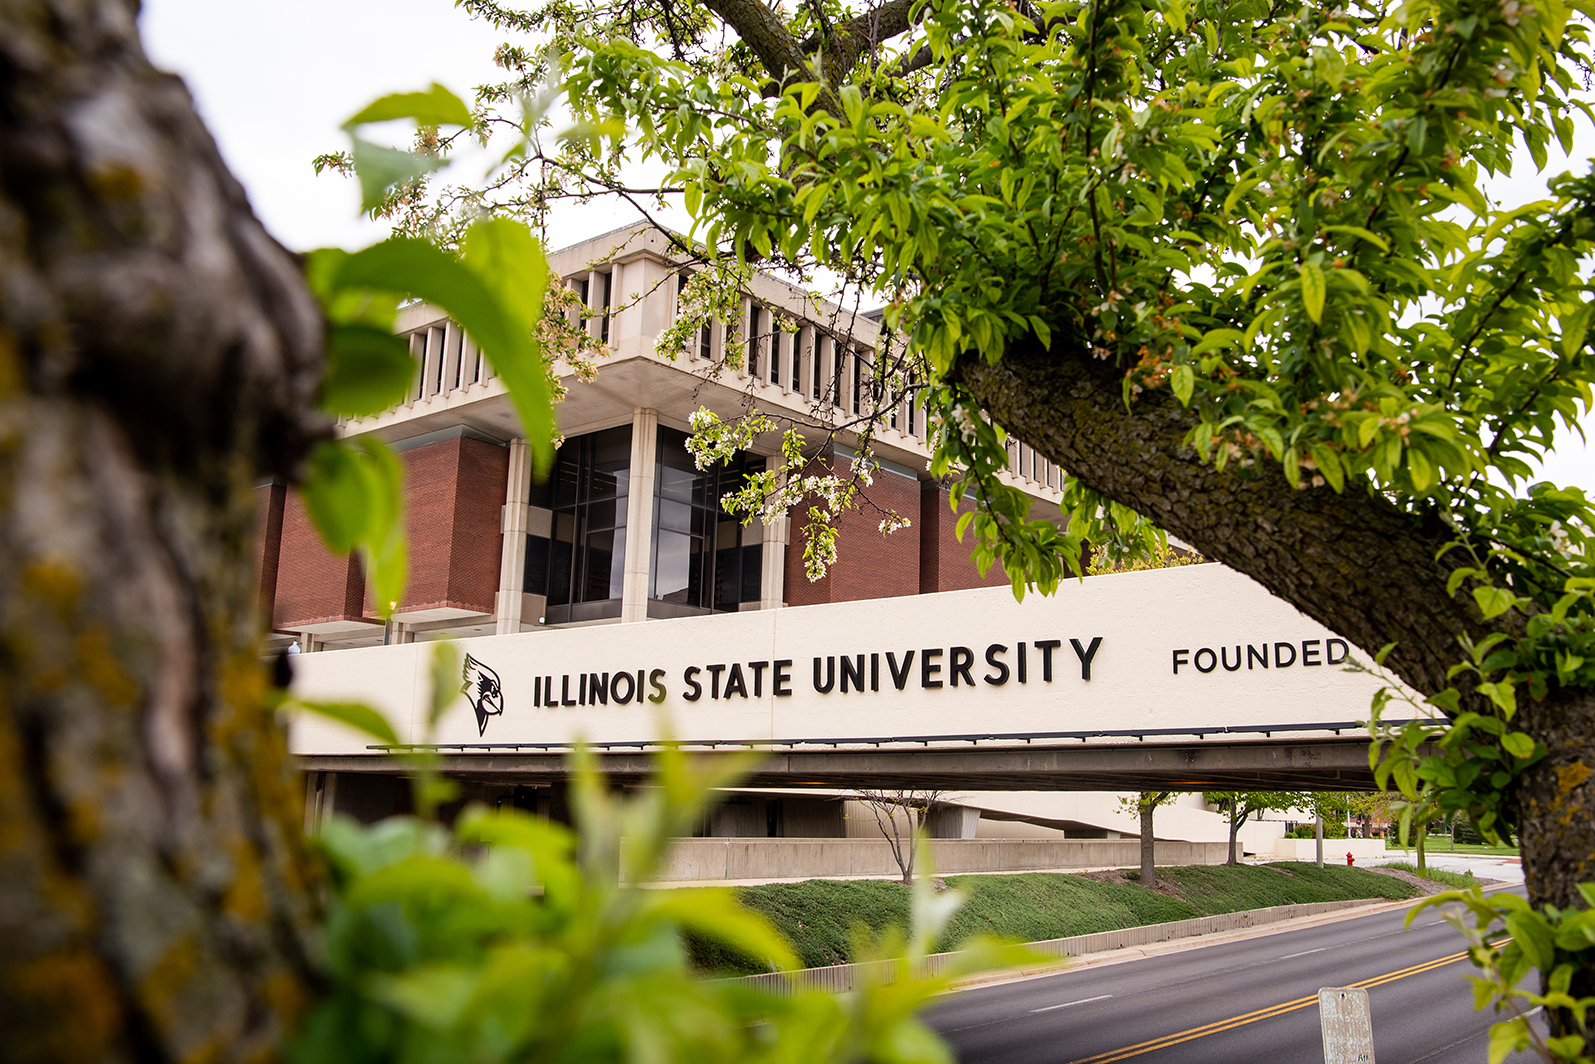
(296, 735, 1409, 793)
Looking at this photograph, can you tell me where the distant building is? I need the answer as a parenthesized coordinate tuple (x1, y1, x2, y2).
(258, 224, 1066, 651)
(268, 223, 1316, 869)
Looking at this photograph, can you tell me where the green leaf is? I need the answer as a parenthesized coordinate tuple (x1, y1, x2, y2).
(1501, 732, 1535, 759)
(349, 137, 446, 213)
(330, 232, 554, 470)
(320, 324, 417, 416)
(291, 699, 400, 746)
(645, 889, 799, 971)
(344, 83, 474, 130)
(1171, 364, 1195, 406)
(1473, 586, 1517, 620)
(1299, 261, 1326, 323)
(460, 218, 555, 469)
(430, 642, 463, 727)
(299, 437, 407, 616)
(1407, 446, 1432, 492)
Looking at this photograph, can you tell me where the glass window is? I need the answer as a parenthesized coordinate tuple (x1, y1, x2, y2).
(650, 426, 765, 613)
(528, 425, 632, 623)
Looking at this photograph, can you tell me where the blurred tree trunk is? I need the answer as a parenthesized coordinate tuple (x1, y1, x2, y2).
(0, 3, 327, 1062)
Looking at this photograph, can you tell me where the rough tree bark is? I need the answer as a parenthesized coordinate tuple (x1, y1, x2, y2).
(955, 333, 1595, 1027)
(952, 337, 1595, 914)
(0, 3, 327, 1062)
(1137, 791, 1167, 889)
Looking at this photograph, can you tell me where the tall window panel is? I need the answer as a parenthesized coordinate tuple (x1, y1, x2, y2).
(650, 427, 764, 618)
(526, 426, 631, 623)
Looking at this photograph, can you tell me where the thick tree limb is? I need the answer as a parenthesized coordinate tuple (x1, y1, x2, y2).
(953, 340, 1595, 921)
(953, 341, 1493, 700)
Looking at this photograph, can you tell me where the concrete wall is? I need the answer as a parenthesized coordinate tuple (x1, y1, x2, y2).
(289, 564, 1394, 754)
(1272, 837, 1387, 862)
(626, 837, 1230, 882)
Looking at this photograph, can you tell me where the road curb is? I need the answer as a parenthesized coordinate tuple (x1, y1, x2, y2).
(725, 895, 1420, 996)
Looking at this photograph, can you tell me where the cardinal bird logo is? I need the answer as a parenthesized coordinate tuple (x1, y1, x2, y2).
(461, 654, 505, 736)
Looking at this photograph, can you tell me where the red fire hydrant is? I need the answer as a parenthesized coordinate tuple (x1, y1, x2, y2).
(1346, 852, 1356, 867)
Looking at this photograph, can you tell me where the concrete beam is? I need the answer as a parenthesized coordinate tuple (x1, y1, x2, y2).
(296, 736, 1396, 792)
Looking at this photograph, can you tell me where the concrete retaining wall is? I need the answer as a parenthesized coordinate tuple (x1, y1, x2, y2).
(1271, 837, 1388, 862)
(729, 899, 1371, 995)
(629, 837, 1230, 882)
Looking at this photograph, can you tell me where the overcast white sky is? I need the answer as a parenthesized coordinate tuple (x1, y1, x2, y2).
(139, 0, 1595, 491)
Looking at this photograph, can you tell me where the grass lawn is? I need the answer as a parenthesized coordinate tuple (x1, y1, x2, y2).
(688, 863, 1417, 976)
(1383, 841, 1519, 857)
(1377, 861, 1482, 889)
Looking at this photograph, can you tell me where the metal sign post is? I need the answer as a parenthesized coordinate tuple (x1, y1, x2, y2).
(1319, 987, 1375, 1064)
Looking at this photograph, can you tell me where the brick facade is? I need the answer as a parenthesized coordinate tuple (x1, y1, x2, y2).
(918, 482, 1011, 594)
(272, 489, 368, 630)
(784, 455, 921, 606)
(390, 435, 509, 615)
(270, 435, 510, 630)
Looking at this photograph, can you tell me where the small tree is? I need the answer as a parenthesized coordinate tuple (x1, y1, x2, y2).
(854, 789, 945, 885)
(1205, 792, 1306, 865)
(1119, 791, 1175, 888)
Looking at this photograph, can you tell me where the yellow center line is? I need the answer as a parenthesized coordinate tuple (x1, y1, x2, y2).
(1063, 948, 1480, 1064)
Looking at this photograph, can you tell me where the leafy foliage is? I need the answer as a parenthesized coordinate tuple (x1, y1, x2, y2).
(1412, 885, 1595, 1062)
(295, 86, 558, 617)
(286, 646, 1020, 1063)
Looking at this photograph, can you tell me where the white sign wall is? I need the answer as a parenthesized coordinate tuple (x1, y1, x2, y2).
(288, 563, 1396, 756)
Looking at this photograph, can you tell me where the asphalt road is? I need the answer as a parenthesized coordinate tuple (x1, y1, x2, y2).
(927, 888, 1544, 1064)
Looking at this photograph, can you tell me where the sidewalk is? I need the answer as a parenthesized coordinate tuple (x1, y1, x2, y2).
(1369, 850, 1524, 884)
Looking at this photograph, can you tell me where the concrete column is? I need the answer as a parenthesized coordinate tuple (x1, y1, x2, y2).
(737, 297, 752, 379)
(620, 409, 659, 623)
(295, 632, 323, 653)
(760, 454, 789, 610)
(495, 438, 535, 635)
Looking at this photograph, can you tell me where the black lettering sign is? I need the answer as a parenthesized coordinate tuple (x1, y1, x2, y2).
(579, 672, 587, 706)
(748, 660, 769, 696)
(1275, 642, 1297, 668)
(611, 670, 635, 705)
(1194, 648, 1217, 673)
(949, 646, 975, 687)
(682, 666, 702, 702)
(984, 644, 1010, 685)
(870, 653, 880, 692)
(840, 654, 865, 693)
(774, 659, 793, 696)
(706, 662, 727, 699)
(562, 674, 577, 707)
(1173, 648, 1190, 674)
(589, 672, 608, 705)
(1035, 639, 1061, 681)
(1017, 642, 1028, 683)
(1247, 644, 1269, 670)
(814, 656, 836, 693)
(921, 648, 943, 688)
(1071, 637, 1103, 680)
(534, 675, 543, 707)
(1302, 639, 1322, 666)
(1327, 639, 1349, 665)
(886, 650, 915, 690)
(1221, 646, 1242, 672)
(648, 669, 667, 703)
(724, 663, 748, 698)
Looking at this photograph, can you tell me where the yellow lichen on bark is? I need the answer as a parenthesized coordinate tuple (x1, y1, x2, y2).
(2, 948, 125, 1064)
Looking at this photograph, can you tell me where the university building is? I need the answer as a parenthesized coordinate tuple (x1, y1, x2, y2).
(269, 224, 1360, 874)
